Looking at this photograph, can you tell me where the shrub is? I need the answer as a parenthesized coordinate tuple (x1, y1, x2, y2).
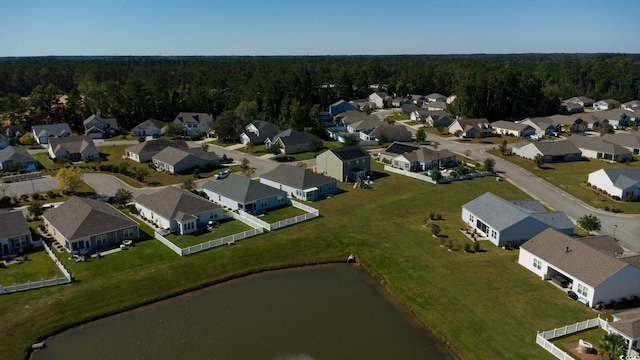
(47, 191, 57, 199)
(474, 242, 480, 252)
(20, 194, 28, 200)
(604, 206, 610, 212)
(1, 196, 10, 203)
(464, 243, 470, 252)
(31, 193, 40, 200)
(435, 213, 442, 220)
(39, 224, 45, 232)
(429, 212, 435, 220)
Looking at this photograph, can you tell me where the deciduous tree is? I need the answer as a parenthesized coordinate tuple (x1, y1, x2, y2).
(56, 167, 83, 194)
(577, 214, 601, 235)
(113, 188, 133, 208)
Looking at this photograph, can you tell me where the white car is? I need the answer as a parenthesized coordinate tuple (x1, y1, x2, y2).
(214, 169, 230, 179)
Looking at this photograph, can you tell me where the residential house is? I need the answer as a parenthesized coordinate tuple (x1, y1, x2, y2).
(549, 114, 586, 133)
(265, 129, 324, 155)
(152, 146, 219, 174)
(594, 108, 636, 128)
(335, 110, 371, 126)
(48, 135, 99, 162)
(349, 99, 376, 111)
(567, 135, 632, 162)
(559, 102, 584, 115)
(391, 147, 457, 172)
(31, 123, 72, 145)
(407, 94, 425, 105)
(391, 97, 405, 108)
(260, 164, 338, 201)
(425, 93, 447, 103)
(361, 124, 412, 143)
(368, 92, 392, 109)
(316, 145, 371, 182)
(377, 142, 421, 163)
(0, 210, 33, 255)
(594, 99, 621, 111)
(420, 110, 456, 127)
(511, 141, 582, 163)
(329, 100, 359, 116)
(461, 192, 574, 246)
(602, 133, 640, 155)
(202, 173, 288, 214)
(0, 125, 25, 146)
(423, 101, 448, 111)
(587, 168, 640, 200)
(135, 187, 223, 235)
(565, 96, 595, 108)
(173, 112, 213, 136)
(125, 139, 189, 163)
(491, 120, 536, 137)
(131, 119, 167, 137)
(43, 196, 140, 253)
(0, 134, 8, 149)
(518, 228, 640, 307)
(83, 112, 119, 139)
(606, 309, 640, 356)
(518, 117, 558, 136)
(402, 103, 421, 115)
(622, 100, 640, 112)
(0, 146, 38, 172)
(238, 120, 280, 145)
(448, 118, 493, 138)
(346, 117, 384, 134)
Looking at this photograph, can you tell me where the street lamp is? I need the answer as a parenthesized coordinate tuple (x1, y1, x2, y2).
(613, 225, 618, 241)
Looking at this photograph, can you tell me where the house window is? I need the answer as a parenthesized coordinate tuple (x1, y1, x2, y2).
(261, 199, 267, 207)
(491, 230, 497, 238)
(277, 195, 284, 203)
(11, 236, 28, 248)
(577, 283, 588, 297)
(210, 212, 217, 219)
(95, 234, 107, 247)
(469, 214, 474, 223)
(533, 258, 541, 270)
(123, 227, 136, 239)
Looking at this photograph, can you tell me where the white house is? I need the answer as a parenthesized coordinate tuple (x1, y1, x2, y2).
(511, 140, 582, 163)
(173, 112, 213, 136)
(260, 164, 338, 201)
(587, 168, 640, 201)
(135, 187, 223, 235)
(461, 192, 574, 246)
(31, 123, 72, 145)
(490, 120, 535, 137)
(131, 119, 167, 137)
(519, 228, 640, 307)
(201, 174, 288, 214)
(368, 92, 392, 109)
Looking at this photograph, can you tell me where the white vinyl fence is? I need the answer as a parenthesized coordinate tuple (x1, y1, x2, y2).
(0, 242, 72, 295)
(535, 316, 608, 360)
(383, 165, 492, 184)
(155, 227, 263, 256)
(232, 200, 319, 231)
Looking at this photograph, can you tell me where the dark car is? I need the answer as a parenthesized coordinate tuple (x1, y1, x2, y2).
(567, 291, 578, 301)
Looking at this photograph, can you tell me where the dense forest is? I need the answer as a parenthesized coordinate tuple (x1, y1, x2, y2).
(1, 54, 639, 135)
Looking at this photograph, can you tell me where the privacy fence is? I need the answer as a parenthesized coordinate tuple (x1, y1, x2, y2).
(535, 316, 608, 360)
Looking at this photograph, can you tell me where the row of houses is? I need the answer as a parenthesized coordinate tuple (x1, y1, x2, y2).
(560, 97, 640, 114)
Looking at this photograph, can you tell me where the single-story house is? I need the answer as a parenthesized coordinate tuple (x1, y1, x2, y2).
(602, 133, 640, 155)
(135, 186, 223, 235)
(423, 101, 447, 111)
(461, 192, 574, 246)
(43, 196, 140, 253)
(0, 134, 9, 149)
(593, 108, 636, 128)
(238, 120, 280, 145)
(491, 120, 536, 137)
(361, 124, 412, 143)
(0, 125, 25, 147)
(549, 114, 586, 132)
(594, 99, 621, 111)
(622, 100, 640, 111)
(316, 145, 371, 182)
(173, 112, 213, 136)
(131, 119, 168, 137)
(559, 102, 584, 115)
(511, 140, 582, 163)
(265, 129, 324, 155)
(31, 123, 72, 145)
(48, 135, 99, 162)
(425, 93, 447, 103)
(201, 173, 288, 214)
(260, 164, 339, 201)
(567, 135, 632, 163)
(565, 96, 595, 108)
(448, 118, 493, 138)
(410, 110, 455, 127)
(587, 168, 640, 200)
(0, 146, 38, 172)
(391, 147, 457, 172)
(346, 117, 384, 134)
(83, 112, 119, 139)
(518, 228, 640, 307)
(402, 103, 421, 115)
(606, 309, 640, 356)
(0, 210, 33, 255)
(518, 117, 558, 136)
(377, 142, 421, 163)
(329, 100, 360, 116)
(125, 139, 189, 163)
(152, 146, 219, 174)
(407, 94, 425, 105)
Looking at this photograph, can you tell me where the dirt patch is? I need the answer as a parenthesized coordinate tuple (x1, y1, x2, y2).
(564, 341, 602, 360)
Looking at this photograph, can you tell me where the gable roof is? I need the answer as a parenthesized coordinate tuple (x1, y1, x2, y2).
(0, 210, 30, 239)
(491, 120, 533, 132)
(521, 228, 637, 287)
(368, 124, 412, 138)
(382, 142, 421, 155)
(0, 146, 37, 164)
(622, 100, 640, 109)
(175, 112, 211, 124)
(261, 164, 336, 189)
(463, 192, 574, 232)
(134, 118, 167, 130)
(43, 196, 138, 240)
(49, 135, 96, 154)
(135, 187, 220, 220)
(401, 147, 456, 163)
(153, 146, 218, 165)
(202, 174, 285, 203)
(84, 112, 118, 128)
(602, 133, 640, 149)
(272, 129, 321, 147)
(325, 145, 370, 161)
(567, 135, 631, 155)
(126, 139, 189, 155)
(595, 168, 640, 189)
(31, 123, 71, 138)
(518, 140, 581, 155)
(610, 308, 640, 339)
(0, 125, 25, 138)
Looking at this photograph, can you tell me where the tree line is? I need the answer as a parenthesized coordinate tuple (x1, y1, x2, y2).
(1, 54, 639, 135)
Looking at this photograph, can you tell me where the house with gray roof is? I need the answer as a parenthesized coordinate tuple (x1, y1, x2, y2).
(425, 93, 447, 103)
(549, 114, 587, 132)
(378, 142, 421, 163)
(491, 120, 536, 137)
(391, 146, 457, 172)
(0, 134, 8, 150)
(511, 140, 582, 163)
(329, 100, 359, 116)
(238, 120, 280, 145)
(518, 117, 558, 136)
(622, 100, 640, 111)
(461, 192, 574, 246)
(448, 118, 493, 138)
(518, 228, 640, 307)
(316, 145, 371, 182)
(48, 135, 99, 162)
(368, 92, 392, 109)
(0, 146, 38, 172)
(83, 112, 119, 139)
(565, 96, 595, 108)
(260, 164, 338, 201)
(423, 101, 448, 111)
(588, 168, 640, 200)
(131, 119, 168, 137)
(0, 210, 33, 255)
(31, 123, 72, 145)
(125, 139, 189, 163)
(265, 129, 324, 155)
(410, 110, 455, 127)
(594, 99, 621, 111)
(567, 135, 632, 162)
(135, 187, 223, 235)
(606, 309, 640, 356)
(43, 196, 140, 253)
(202, 174, 288, 214)
(559, 101, 584, 115)
(602, 133, 640, 155)
(360, 124, 412, 143)
(173, 112, 213, 136)
(152, 146, 219, 174)
(0, 125, 25, 147)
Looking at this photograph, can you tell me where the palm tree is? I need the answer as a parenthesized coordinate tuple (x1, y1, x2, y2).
(599, 332, 627, 360)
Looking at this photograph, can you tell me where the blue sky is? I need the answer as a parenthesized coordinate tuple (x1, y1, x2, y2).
(1, 0, 638, 56)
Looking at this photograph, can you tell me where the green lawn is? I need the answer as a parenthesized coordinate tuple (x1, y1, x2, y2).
(0, 162, 593, 360)
(0, 250, 64, 286)
(257, 204, 307, 223)
(491, 149, 640, 213)
(164, 219, 254, 248)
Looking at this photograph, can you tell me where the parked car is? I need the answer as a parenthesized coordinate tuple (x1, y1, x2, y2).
(214, 169, 230, 179)
(219, 155, 233, 164)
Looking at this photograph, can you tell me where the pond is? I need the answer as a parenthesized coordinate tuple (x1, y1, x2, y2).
(32, 264, 453, 360)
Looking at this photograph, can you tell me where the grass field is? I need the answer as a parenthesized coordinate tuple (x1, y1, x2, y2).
(0, 162, 595, 360)
(164, 219, 254, 248)
(491, 149, 640, 213)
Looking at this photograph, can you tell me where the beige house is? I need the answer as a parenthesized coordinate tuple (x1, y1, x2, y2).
(0, 210, 33, 255)
(316, 145, 371, 182)
(48, 135, 99, 161)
